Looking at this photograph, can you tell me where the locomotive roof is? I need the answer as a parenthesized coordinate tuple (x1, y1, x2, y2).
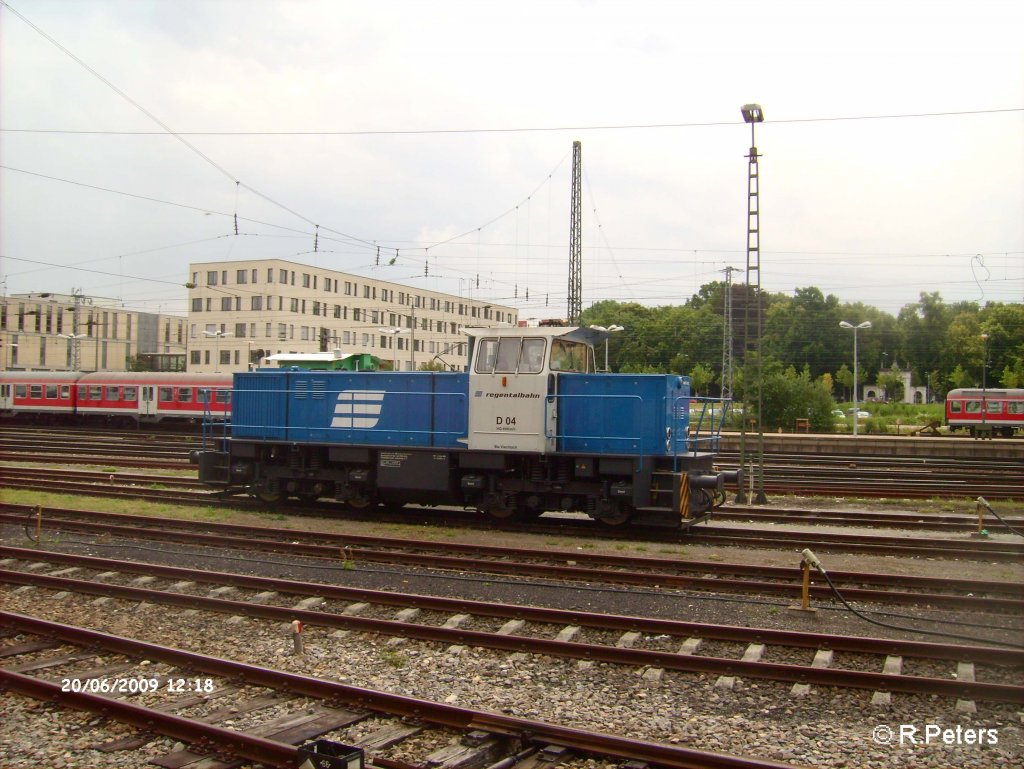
(462, 325, 607, 346)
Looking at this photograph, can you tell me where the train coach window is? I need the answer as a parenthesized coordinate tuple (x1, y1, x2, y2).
(965, 401, 982, 414)
(987, 401, 1003, 414)
(123, 386, 137, 402)
(215, 390, 231, 404)
(89, 386, 102, 400)
(15, 385, 27, 398)
(198, 389, 210, 404)
(60, 385, 70, 399)
(77, 385, 87, 399)
(45, 385, 58, 399)
(1010, 402, 1024, 415)
(948, 400, 962, 413)
(107, 386, 120, 401)
(178, 388, 193, 403)
(159, 387, 174, 402)
(30, 385, 42, 398)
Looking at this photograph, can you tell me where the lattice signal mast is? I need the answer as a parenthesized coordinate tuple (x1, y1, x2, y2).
(568, 140, 582, 326)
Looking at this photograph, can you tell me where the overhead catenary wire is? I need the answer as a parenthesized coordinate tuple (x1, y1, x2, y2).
(5, 107, 1022, 136)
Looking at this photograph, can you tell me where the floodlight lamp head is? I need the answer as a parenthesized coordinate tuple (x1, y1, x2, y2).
(741, 104, 764, 123)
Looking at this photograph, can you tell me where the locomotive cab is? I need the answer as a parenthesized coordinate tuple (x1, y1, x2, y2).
(465, 327, 602, 454)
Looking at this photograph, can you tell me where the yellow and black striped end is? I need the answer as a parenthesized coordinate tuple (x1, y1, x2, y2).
(678, 472, 690, 520)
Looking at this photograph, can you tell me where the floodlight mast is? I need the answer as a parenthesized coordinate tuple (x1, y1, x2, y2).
(736, 103, 767, 505)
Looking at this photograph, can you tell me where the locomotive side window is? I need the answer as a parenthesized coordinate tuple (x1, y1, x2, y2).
(123, 387, 138, 402)
(474, 338, 499, 373)
(550, 339, 589, 373)
(949, 400, 962, 413)
(30, 385, 42, 398)
(45, 385, 58, 399)
(520, 338, 546, 374)
(107, 386, 120, 401)
(159, 387, 174, 402)
(178, 387, 193, 403)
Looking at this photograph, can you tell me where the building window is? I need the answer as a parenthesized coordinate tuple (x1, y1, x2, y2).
(290, 298, 299, 313)
(251, 296, 263, 311)
(234, 323, 247, 338)
(302, 273, 311, 288)
(206, 271, 218, 286)
(268, 268, 274, 283)
(221, 297, 232, 311)
(236, 269, 248, 284)
(220, 350, 231, 365)
(190, 350, 201, 365)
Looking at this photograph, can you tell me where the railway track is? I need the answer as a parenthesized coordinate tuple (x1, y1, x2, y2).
(2, 610, 797, 769)
(8, 464, 1024, 535)
(3, 425, 1024, 499)
(3, 506, 1022, 614)
(3, 553, 1022, 703)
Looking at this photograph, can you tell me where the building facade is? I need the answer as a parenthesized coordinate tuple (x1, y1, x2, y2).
(0, 293, 186, 372)
(187, 258, 517, 373)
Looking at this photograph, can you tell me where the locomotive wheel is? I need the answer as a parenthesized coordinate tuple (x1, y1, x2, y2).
(345, 491, 374, 509)
(481, 493, 525, 521)
(253, 486, 283, 505)
(595, 501, 633, 527)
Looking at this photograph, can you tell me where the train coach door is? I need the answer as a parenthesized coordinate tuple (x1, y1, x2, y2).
(468, 335, 554, 454)
(140, 385, 157, 417)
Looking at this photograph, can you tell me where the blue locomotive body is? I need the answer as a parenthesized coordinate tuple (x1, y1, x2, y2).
(197, 326, 736, 526)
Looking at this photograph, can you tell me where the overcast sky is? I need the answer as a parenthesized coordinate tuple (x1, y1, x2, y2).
(2, 0, 1021, 321)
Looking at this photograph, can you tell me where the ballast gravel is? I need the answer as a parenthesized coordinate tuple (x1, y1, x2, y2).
(1, 587, 1020, 769)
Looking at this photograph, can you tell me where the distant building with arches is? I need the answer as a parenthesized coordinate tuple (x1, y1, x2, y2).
(864, 364, 930, 404)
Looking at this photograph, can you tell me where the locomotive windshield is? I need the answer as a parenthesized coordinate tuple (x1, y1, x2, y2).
(474, 336, 547, 375)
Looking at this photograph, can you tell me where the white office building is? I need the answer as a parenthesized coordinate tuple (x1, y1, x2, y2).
(187, 258, 516, 372)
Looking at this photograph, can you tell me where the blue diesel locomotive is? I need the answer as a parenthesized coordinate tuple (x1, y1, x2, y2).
(196, 326, 738, 527)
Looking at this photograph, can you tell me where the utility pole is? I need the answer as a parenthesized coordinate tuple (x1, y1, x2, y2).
(568, 140, 582, 325)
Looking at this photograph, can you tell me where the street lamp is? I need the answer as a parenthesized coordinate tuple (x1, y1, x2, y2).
(203, 330, 232, 372)
(59, 332, 87, 371)
(588, 324, 624, 372)
(981, 332, 989, 428)
(378, 327, 408, 371)
(839, 320, 872, 436)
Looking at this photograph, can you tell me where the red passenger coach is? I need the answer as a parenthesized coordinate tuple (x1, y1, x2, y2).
(0, 371, 232, 424)
(75, 372, 232, 423)
(0, 371, 80, 419)
(945, 388, 1024, 437)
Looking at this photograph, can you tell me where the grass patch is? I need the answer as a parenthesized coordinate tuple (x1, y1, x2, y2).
(380, 649, 407, 668)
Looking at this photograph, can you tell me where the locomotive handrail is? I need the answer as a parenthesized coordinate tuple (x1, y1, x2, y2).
(675, 394, 730, 460)
(199, 387, 232, 450)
